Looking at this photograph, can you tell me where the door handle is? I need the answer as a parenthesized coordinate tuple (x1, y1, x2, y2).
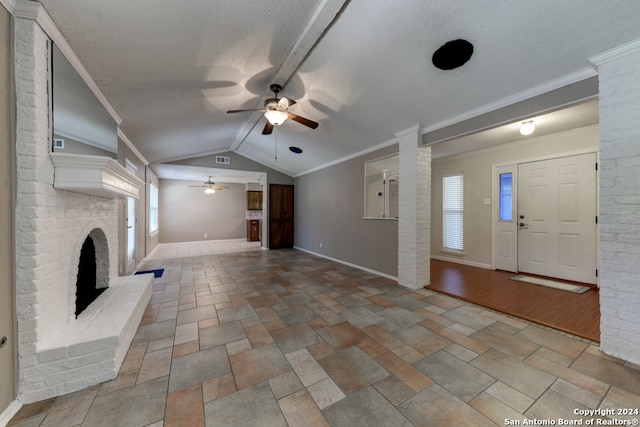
(0, 336, 7, 348)
(519, 222, 528, 229)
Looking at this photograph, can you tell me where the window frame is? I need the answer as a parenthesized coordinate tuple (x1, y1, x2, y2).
(149, 182, 159, 235)
(442, 173, 464, 253)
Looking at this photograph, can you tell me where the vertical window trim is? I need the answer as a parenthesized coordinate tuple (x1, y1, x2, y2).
(149, 183, 159, 235)
(442, 173, 464, 253)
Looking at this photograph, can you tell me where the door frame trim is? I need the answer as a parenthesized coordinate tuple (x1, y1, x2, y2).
(491, 148, 599, 285)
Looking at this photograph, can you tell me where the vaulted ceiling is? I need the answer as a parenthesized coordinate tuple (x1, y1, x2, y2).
(38, 0, 640, 178)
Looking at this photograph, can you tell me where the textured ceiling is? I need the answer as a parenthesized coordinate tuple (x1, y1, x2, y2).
(38, 0, 640, 179)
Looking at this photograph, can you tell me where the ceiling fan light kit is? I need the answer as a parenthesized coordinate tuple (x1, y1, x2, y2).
(264, 109, 288, 126)
(189, 176, 228, 194)
(227, 83, 319, 135)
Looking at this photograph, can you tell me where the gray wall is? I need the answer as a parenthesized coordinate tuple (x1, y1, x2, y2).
(170, 151, 294, 185)
(0, 2, 16, 412)
(159, 179, 247, 243)
(295, 144, 399, 278)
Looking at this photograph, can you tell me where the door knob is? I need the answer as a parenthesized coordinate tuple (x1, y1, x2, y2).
(0, 336, 7, 347)
(519, 215, 525, 219)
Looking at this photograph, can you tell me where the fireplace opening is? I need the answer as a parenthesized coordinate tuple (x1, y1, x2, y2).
(75, 233, 108, 318)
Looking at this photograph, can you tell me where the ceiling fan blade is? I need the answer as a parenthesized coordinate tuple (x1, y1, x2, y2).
(227, 108, 266, 114)
(287, 113, 319, 129)
(262, 121, 274, 135)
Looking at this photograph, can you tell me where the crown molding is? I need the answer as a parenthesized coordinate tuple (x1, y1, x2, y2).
(14, 0, 122, 127)
(589, 38, 640, 66)
(421, 68, 596, 135)
(295, 136, 399, 177)
(118, 129, 149, 166)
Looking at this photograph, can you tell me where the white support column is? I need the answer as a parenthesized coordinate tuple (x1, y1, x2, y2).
(591, 40, 640, 365)
(397, 125, 431, 289)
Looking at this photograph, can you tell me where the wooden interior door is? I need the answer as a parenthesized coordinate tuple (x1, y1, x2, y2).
(269, 184, 294, 249)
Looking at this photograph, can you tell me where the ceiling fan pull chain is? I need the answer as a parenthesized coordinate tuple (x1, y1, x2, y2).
(274, 125, 278, 163)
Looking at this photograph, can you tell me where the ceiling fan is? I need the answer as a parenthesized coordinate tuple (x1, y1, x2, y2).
(189, 177, 228, 194)
(227, 84, 319, 135)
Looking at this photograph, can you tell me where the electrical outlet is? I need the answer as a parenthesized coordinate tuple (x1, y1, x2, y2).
(204, 233, 208, 238)
(319, 242, 323, 248)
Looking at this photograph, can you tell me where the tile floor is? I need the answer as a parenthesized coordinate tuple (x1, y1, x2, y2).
(9, 246, 640, 427)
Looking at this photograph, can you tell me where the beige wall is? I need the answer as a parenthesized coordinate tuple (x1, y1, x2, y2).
(159, 179, 248, 243)
(431, 125, 600, 267)
(0, 2, 16, 413)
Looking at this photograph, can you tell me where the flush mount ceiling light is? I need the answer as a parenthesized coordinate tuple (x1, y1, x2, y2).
(289, 146, 303, 154)
(432, 39, 474, 70)
(520, 120, 535, 136)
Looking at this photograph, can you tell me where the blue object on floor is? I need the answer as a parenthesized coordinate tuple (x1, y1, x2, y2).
(135, 268, 164, 278)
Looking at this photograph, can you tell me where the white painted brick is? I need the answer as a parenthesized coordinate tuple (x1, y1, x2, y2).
(597, 45, 640, 366)
(13, 17, 153, 403)
(397, 127, 431, 289)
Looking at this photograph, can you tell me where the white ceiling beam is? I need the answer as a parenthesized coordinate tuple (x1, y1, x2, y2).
(229, 0, 350, 152)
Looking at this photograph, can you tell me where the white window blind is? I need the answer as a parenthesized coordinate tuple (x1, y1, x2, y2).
(149, 183, 159, 234)
(443, 174, 464, 252)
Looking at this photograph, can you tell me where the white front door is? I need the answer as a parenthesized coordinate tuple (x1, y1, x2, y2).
(517, 153, 597, 284)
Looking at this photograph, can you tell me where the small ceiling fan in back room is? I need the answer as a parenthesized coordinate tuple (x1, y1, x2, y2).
(189, 177, 229, 194)
(227, 84, 319, 135)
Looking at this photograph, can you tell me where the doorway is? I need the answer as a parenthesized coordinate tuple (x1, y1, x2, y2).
(493, 152, 598, 284)
(125, 160, 138, 275)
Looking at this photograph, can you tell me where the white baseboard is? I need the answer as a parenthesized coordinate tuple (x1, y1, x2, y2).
(430, 255, 493, 270)
(293, 247, 398, 282)
(0, 399, 22, 427)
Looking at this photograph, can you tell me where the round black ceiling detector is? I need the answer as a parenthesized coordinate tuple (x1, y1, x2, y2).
(432, 39, 474, 70)
(289, 146, 303, 154)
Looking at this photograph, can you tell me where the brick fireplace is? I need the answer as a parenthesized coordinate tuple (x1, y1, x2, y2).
(14, 5, 153, 403)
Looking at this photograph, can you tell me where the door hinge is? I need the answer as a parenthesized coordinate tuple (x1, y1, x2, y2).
(595, 269, 598, 277)
(595, 216, 598, 224)
(595, 162, 598, 171)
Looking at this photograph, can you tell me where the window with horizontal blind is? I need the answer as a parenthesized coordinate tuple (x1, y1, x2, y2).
(443, 173, 464, 252)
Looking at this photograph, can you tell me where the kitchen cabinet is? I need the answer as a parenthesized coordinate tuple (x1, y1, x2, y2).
(247, 191, 262, 210)
(247, 220, 260, 242)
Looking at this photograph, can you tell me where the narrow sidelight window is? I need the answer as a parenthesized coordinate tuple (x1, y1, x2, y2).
(499, 172, 513, 221)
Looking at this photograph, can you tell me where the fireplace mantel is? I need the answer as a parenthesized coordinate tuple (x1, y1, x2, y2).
(50, 153, 144, 199)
